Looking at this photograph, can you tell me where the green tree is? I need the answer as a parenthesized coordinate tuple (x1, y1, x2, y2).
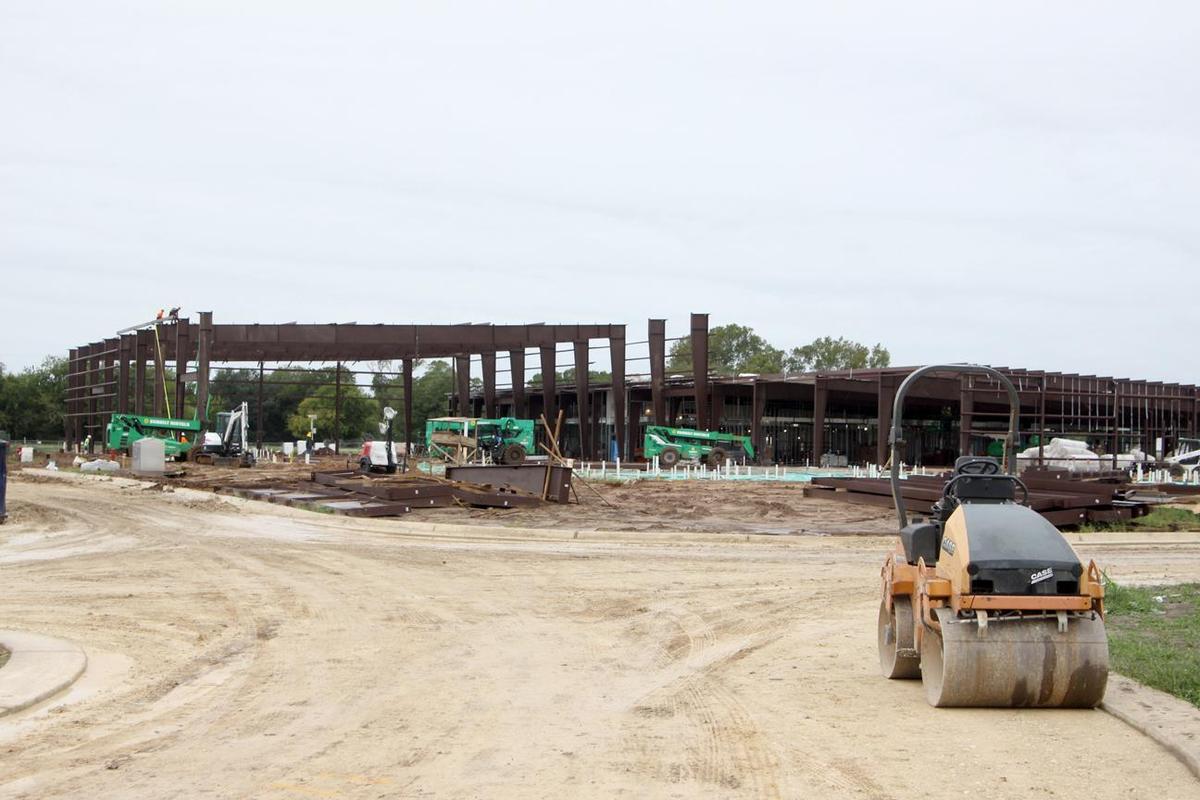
(0, 357, 68, 439)
(527, 369, 611, 388)
(367, 359, 455, 442)
(785, 337, 890, 372)
(667, 324, 785, 375)
(409, 360, 454, 441)
(287, 383, 378, 441)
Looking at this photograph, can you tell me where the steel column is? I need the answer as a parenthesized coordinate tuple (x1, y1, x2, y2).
(403, 358, 413, 455)
(627, 400, 640, 460)
(540, 345, 557, 423)
(103, 338, 118, 436)
(751, 380, 768, 461)
(959, 376, 973, 457)
(174, 318, 189, 419)
(574, 340, 590, 457)
(152, 324, 165, 416)
(510, 350, 527, 418)
(116, 337, 131, 414)
(455, 355, 471, 416)
(134, 331, 148, 415)
(812, 379, 827, 466)
(1038, 374, 1046, 466)
(482, 352, 497, 419)
(610, 332, 626, 460)
(196, 311, 212, 425)
(691, 313, 709, 430)
(256, 361, 265, 450)
(88, 342, 101, 452)
(1111, 379, 1119, 469)
(649, 319, 666, 424)
(334, 361, 342, 452)
(65, 347, 77, 447)
(877, 377, 895, 465)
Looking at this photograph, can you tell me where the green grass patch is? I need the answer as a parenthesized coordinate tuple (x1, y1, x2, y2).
(1080, 505, 1200, 533)
(1104, 579, 1200, 708)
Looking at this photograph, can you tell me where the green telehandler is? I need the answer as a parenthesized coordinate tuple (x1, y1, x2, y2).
(105, 414, 201, 460)
(642, 425, 756, 468)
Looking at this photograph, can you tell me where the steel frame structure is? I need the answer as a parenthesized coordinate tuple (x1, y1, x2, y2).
(64, 313, 629, 456)
(66, 312, 1198, 465)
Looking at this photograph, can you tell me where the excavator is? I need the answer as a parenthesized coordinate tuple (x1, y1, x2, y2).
(877, 365, 1109, 707)
(193, 402, 255, 467)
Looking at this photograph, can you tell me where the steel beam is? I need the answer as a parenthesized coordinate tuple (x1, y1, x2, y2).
(201, 322, 622, 362)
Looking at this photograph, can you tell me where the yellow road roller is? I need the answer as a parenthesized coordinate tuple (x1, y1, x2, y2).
(877, 364, 1108, 707)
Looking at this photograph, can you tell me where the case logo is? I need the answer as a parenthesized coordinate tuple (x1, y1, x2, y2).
(941, 538, 956, 555)
(1030, 568, 1054, 584)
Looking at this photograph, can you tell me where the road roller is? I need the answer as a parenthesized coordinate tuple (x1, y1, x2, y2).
(877, 364, 1109, 707)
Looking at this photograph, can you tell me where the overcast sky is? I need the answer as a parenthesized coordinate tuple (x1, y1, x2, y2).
(2, 2, 1197, 382)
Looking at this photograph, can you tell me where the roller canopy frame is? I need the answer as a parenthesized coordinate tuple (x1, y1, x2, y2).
(888, 364, 1020, 529)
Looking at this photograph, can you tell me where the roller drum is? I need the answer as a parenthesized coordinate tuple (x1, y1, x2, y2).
(921, 607, 1108, 708)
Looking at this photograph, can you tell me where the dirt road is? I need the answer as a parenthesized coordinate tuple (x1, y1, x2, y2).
(1, 475, 1197, 799)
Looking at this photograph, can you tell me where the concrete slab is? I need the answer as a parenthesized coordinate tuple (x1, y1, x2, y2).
(0, 631, 87, 717)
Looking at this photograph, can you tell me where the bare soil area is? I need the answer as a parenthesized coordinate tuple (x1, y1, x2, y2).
(163, 459, 900, 536)
(0, 473, 1197, 799)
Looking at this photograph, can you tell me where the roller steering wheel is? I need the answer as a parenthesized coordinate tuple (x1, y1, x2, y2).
(956, 457, 1001, 476)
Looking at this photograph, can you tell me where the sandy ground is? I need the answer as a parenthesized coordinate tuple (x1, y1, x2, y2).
(0, 474, 1198, 799)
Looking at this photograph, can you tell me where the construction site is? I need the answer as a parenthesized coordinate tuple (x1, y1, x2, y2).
(0, 311, 1197, 798)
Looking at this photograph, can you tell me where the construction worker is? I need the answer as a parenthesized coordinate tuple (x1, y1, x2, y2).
(168, 306, 180, 321)
(155, 308, 164, 320)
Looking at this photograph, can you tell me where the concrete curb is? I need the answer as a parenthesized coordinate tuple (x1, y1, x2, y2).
(1067, 531, 1200, 546)
(1102, 674, 1200, 780)
(0, 631, 87, 717)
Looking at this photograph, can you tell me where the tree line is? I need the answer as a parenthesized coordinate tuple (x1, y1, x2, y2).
(0, 357, 68, 441)
(667, 325, 890, 375)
